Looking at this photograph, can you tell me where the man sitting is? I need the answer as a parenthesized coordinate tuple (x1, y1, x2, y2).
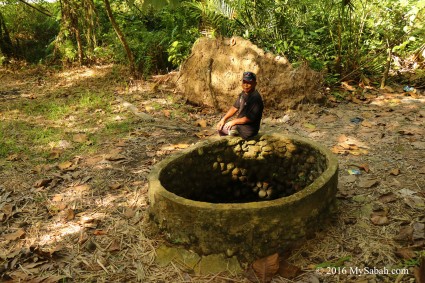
(216, 71, 264, 139)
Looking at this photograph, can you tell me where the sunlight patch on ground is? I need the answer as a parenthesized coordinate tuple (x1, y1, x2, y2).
(371, 94, 425, 106)
(55, 65, 112, 88)
(38, 223, 82, 246)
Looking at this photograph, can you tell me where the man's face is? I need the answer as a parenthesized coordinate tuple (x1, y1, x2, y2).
(242, 80, 256, 94)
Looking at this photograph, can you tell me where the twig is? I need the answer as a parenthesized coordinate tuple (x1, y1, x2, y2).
(96, 259, 109, 274)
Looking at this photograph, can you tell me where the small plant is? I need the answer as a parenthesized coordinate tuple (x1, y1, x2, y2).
(167, 40, 187, 67)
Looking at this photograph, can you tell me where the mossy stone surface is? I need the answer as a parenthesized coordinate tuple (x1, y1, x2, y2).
(148, 133, 338, 260)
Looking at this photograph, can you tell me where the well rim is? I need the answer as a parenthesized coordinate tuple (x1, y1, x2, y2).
(148, 133, 338, 210)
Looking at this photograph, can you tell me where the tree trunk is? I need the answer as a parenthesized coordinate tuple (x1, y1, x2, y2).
(103, 0, 136, 75)
(58, 0, 85, 65)
(380, 40, 392, 89)
(74, 26, 84, 65)
(0, 11, 14, 60)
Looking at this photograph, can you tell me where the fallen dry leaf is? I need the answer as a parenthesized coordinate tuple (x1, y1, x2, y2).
(378, 192, 397, 203)
(413, 223, 425, 240)
(320, 115, 337, 123)
(108, 239, 121, 252)
(146, 151, 156, 157)
(340, 143, 351, 150)
(84, 156, 103, 166)
(361, 121, 373, 128)
(278, 260, 302, 279)
(109, 183, 122, 190)
(7, 270, 30, 281)
(163, 109, 171, 118)
(350, 148, 369, 155)
(341, 81, 356, 91)
(78, 231, 89, 245)
(73, 133, 88, 143)
(4, 228, 26, 241)
(32, 164, 53, 174)
(394, 225, 413, 242)
(160, 145, 176, 151)
(175, 143, 190, 149)
(252, 253, 280, 283)
(414, 258, 425, 283)
(48, 149, 63, 160)
(358, 178, 379, 188)
(370, 213, 389, 226)
(32, 245, 63, 258)
(351, 97, 364, 104)
(93, 229, 107, 236)
(34, 178, 52, 188)
(52, 194, 63, 202)
(195, 119, 207, 128)
(331, 145, 348, 155)
(6, 153, 20, 161)
(390, 168, 400, 176)
(73, 184, 90, 193)
(58, 161, 73, 171)
(358, 163, 370, 173)
(194, 129, 216, 138)
(116, 139, 126, 147)
(338, 135, 348, 143)
(105, 153, 126, 161)
(1, 203, 14, 221)
(404, 196, 425, 210)
(123, 207, 136, 219)
(64, 208, 75, 221)
(395, 247, 416, 260)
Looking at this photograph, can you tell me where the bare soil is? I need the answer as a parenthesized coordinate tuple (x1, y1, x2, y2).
(1, 64, 425, 283)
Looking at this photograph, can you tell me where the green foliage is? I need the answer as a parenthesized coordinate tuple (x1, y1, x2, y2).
(94, 1, 199, 76)
(167, 40, 189, 67)
(58, 39, 77, 62)
(185, 0, 237, 36)
(1, 0, 424, 82)
(0, 1, 59, 63)
(192, 0, 425, 84)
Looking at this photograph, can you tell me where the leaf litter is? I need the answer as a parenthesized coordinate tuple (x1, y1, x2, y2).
(1, 66, 425, 282)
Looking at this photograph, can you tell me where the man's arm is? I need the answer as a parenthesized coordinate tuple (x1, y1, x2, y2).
(225, 116, 251, 129)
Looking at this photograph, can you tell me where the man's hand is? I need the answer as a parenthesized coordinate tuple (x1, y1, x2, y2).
(224, 121, 235, 131)
(216, 119, 226, 130)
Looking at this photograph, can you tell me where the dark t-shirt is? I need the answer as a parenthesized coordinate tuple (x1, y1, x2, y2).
(233, 89, 264, 139)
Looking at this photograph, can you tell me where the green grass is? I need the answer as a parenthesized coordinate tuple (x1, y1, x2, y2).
(103, 120, 135, 136)
(78, 91, 111, 111)
(0, 120, 64, 158)
(0, 89, 140, 164)
(8, 90, 111, 121)
(14, 100, 71, 120)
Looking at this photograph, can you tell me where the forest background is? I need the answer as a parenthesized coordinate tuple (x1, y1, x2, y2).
(0, 0, 424, 88)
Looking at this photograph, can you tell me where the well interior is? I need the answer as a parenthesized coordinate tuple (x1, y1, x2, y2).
(149, 134, 338, 259)
(160, 136, 327, 203)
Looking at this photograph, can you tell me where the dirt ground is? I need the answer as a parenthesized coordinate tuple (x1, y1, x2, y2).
(0, 65, 425, 283)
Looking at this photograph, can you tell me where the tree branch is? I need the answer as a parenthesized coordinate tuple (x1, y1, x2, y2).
(17, 0, 52, 17)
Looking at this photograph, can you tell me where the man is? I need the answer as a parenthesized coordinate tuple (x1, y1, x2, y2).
(217, 71, 264, 139)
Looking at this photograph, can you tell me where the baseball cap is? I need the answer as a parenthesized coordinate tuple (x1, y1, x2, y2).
(242, 71, 256, 82)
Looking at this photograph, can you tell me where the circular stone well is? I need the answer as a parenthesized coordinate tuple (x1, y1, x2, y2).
(148, 134, 338, 260)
